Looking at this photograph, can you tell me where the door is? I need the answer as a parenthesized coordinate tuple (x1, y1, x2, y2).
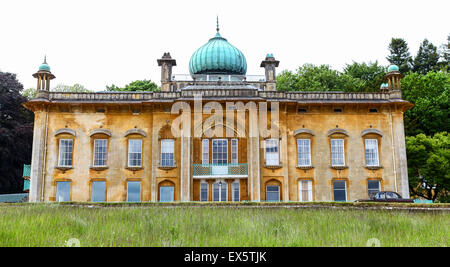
(266, 185, 280, 202)
(212, 139, 228, 175)
(160, 186, 174, 202)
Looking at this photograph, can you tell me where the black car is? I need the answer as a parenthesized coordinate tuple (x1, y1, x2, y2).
(355, 191, 414, 203)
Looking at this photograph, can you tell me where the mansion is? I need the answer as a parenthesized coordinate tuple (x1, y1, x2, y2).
(24, 23, 413, 203)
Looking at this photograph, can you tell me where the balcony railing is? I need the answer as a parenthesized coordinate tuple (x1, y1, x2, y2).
(193, 163, 248, 178)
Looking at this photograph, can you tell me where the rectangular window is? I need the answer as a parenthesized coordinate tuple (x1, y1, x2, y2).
(202, 139, 209, 164)
(365, 139, 379, 166)
(127, 181, 141, 202)
(333, 180, 347, 202)
(213, 182, 227, 202)
(91, 181, 106, 202)
(200, 182, 209, 202)
(368, 180, 381, 198)
(161, 139, 175, 167)
(93, 139, 107, 166)
(58, 139, 73, 167)
(298, 180, 313, 202)
(56, 181, 71, 202)
(331, 139, 345, 166)
(265, 139, 279, 166)
(232, 182, 240, 201)
(231, 139, 238, 164)
(128, 139, 142, 167)
(212, 140, 228, 164)
(266, 186, 280, 202)
(297, 139, 311, 167)
(160, 186, 174, 202)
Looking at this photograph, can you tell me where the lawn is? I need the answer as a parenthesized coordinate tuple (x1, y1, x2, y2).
(0, 204, 448, 247)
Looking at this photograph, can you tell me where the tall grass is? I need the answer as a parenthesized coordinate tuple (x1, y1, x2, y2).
(0, 204, 448, 247)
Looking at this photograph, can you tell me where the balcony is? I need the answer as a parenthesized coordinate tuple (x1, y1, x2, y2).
(193, 163, 248, 178)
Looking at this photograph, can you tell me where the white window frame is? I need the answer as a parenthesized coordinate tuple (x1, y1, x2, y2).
(298, 180, 313, 202)
(331, 139, 345, 166)
(232, 181, 240, 202)
(231, 139, 238, 164)
(56, 181, 71, 202)
(265, 139, 279, 166)
(266, 185, 280, 202)
(365, 139, 379, 166)
(93, 139, 108, 167)
(200, 182, 209, 202)
(160, 139, 175, 167)
(213, 181, 228, 202)
(297, 139, 311, 167)
(128, 139, 142, 167)
(202, 139, 209, 164)
(58, 139, 73, 167)
(212, 139, 228, 164)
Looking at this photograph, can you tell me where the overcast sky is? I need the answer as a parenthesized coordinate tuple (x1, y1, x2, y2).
(1, 0, 448, 91)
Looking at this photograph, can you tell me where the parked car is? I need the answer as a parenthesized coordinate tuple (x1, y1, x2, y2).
(355, 191, 414, 203)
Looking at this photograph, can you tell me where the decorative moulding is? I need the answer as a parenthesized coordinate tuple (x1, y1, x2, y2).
(124, 129, 147, 137)
(330, 165, 348, 170)
(361, 129, 384, 137)
(327, 128, 349, 137)
(293, 129, 315, 136)
(89, 129, 112, 137)
(54, 128, 76, 137)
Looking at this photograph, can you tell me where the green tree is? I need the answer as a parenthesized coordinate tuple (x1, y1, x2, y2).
(401, 71, 449, 136)
(413, 39, 440, 74)
(276, 64, 365, 92)
(438, 34, 449, 71)
(343, 61, 386, 92)
(387, 38, 413, 73)
(21, 83, 92, 99)
(106, 80, 160, 92)
(406, 132, 450, 202)
(0, 72, 34, 193)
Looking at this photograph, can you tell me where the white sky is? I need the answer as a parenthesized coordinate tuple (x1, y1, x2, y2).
(0, 0, 448, 91)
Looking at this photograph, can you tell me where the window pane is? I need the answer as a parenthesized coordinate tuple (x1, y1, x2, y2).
(331, 139, 345, 166)
(200, 183, 208, 201)
(232, 182, 240, 201)
(213, 182, 227, 201)
(297, 139, 311, 166)
(128, 140, 142, 167)
(265, 139, 279, 166)
(202, 139, 209, 164)
(93, 139, 107, 166)
(212, 140, 228, 165)
(299, 180, 312, 202)
(92, 181, 106, 202)
(333, 180, 346, 201)
(231, 139, 238, 164)
(266, 186, 280, 202)
(368, 180, 380, 198)
(160, 186, 174, 202)
(161, 139, 175, 167)
(365, 139, 379, 166)
(127, 181, 141, 202)
(56, 181, 70, 202)
(59, 139, 73, 167)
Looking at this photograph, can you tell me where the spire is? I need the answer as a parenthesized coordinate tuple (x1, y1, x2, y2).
(217, 16, 221, 33)
(43, 55, 47, 64)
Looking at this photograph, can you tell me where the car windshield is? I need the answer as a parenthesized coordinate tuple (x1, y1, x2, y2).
(386, 192, 400, 199)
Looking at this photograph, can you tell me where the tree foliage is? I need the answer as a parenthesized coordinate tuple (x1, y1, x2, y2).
(406, 132, 450, 202)
(343, 61, 386, 92)
(401, 71, 449, 136)
(21, 83, 92, 99)
(0, 72, 34, 193)
(106, 80, 160, 92)
(387, 38, 413, 73)
(413, 39, 440, 74)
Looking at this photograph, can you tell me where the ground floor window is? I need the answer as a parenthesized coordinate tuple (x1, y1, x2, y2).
(160, 186, 174, 202)
(200, 182, 208, 202)
(333, 180, 347, 202)
(91, 181, 106, 202)
(368, 180, 381, 198)
(127, 181, 141, 202)
(213, 181, 227, 202)
(232, 182, 240, 201)
(56, 181, 70, 202)
(298, 180, 313, 202)
(266, 185, 280, 202)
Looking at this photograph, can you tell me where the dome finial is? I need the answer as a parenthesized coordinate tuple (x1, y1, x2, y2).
(216, 16, 219, 33)
(43, 55, 47, 64)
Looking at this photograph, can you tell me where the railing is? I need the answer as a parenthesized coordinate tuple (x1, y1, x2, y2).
(193, 163, 248, 177)
(172, 74, 266, 82)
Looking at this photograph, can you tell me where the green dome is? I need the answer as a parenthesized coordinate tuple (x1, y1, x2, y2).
(39, 63, 50, 71)
(189, 31, 247, 76)
(380, 83, 389, 89)
(387, 64, 399, 72)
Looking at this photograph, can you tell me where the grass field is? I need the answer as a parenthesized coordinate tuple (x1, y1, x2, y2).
(0, 204, 448, 247)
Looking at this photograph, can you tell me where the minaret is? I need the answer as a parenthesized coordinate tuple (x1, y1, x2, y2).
(157, 52, 177, 92)
(260, 54, 280, 91)
(384, 64, 404, 91)
(32, 56, 55, 99)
